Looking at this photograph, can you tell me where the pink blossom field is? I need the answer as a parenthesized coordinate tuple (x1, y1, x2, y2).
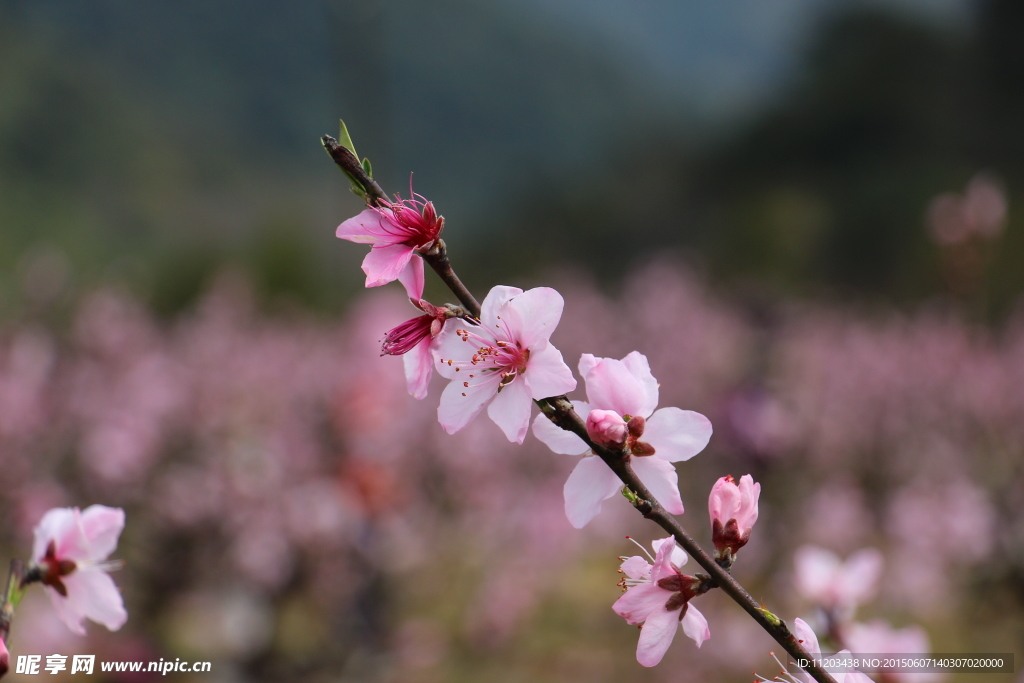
(0, 259, 1020, 682)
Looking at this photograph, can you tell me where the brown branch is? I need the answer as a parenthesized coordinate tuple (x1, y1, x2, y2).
(321, 135, 388, 206)
(323, 143, 838, 683)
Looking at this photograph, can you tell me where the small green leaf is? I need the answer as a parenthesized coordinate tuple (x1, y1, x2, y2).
(337, 119, 359, 159)
(620, 486, 640, 503)
(362, 157, 373, 178)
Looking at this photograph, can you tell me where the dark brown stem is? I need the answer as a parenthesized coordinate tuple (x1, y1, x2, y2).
(321, 135, 388, 206)
(421, 241, 481, 317)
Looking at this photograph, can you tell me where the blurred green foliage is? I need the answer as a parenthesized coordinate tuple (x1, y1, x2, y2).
(2, 0, 1023, 317)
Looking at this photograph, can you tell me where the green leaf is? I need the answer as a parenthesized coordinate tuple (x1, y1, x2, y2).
(337, 119, 359, 159)
(361, 157, 373, 178)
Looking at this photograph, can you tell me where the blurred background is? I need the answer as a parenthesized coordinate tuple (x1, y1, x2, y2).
(1, 0, 1023, 681)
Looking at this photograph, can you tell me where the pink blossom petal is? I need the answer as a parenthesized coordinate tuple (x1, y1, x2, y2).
(403, 339, 434, 400)
(681, 603, 710, 647)
(620, 556, 653, 580)
(839, 549, 884, 606)
(486, 378, 533, 443)
(563, 455, 622, 528)
(644, 408, 713, 462)
(432, 323, 474, 380)
(361, 244, 415, 288)
(736, 474, 761, 529)
(48, 586, 87, 636)
(532, 400, 591, 455)
(336, 208, 389, 244)
(612, 583, 667, 626)
(621, 351, 659, 417)
(437, 373, 496, 434)
(398, 255, 425, 300)
(585, 358, 647, 417)
(793, 618, 821, 656)
(631, 456, 684, 516)
(794, 546, 840, 604)
(708, 476, 742, 525)
(578, 353, 599, 378)
(648, 535, 678, 582)
(59, 569, 128, 633)
(651, 537, 688, 568)
(636, 602, 680, 667)
(523, 343, 576, 399)
(502, 287, 565, 349)
(480, 286, 522, 326)
(78, 505, 125, 562)
(33, 508, 80, 562)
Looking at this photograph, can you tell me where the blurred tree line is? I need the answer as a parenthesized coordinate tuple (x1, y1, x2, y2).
(1, 0, 1022, 316)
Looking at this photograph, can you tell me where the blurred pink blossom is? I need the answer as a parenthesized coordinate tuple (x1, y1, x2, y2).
(794, 546, 883, 616)
(31, 506, 128, 635)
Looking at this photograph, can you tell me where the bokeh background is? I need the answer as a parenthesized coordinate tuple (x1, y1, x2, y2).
(1, 0, 1023, 681)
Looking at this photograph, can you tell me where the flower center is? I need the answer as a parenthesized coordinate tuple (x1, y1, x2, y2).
(439, 322, 531, 397)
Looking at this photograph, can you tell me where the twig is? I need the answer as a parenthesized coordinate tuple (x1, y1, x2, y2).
(323, 146, 838, 683)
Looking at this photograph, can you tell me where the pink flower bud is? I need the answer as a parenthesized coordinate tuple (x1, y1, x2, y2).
(586, 409, 628, 446)
(709, 474, 760, 561)
(0, 637, 8, 678)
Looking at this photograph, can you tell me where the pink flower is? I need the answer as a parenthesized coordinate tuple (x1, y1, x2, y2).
(709, 474, 760, 561)
(794, 546, 883, 616)
(612, 537, 709, 667)
(31, 506, 128, 635)
(532, 352, 713, 528)
(845, 620, 937, 683)
(0, 637, 8, 678)
(335, 193, 440, 299)
(432, 286, 576, 443)
(381, 298, 451, 400)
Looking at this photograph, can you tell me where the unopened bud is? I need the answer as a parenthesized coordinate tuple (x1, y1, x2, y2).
(709, 474, 760, 560)
(586, 409, 628, 446)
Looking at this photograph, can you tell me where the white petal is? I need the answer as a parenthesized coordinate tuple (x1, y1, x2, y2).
(79, 505, 125, 562)
(523, 343, 576, 399)
(503, 287, 565, 349)
(532, 401, 591, 454)
(644, 408, 713, 462)
(636, 603, 680, 667)
(632, 456, 684, 515)
(563, 456, 621, 528)
(486, 378, 533, 443)
(621, 351, 659, 417)
(403, 339, 434, 400)
(619, 556, 653, 581)
(584, 358, 647, 417)
(432, 322, 483, 380)
(480, 286, 522, 326)
(578, 353, 600, 378)
(652, 537, 689, 568)
(33, 508, 78, 563)
(681, 604, 710, 647)
(437, 375, 496, 434)
(62, 569, 128, 632)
